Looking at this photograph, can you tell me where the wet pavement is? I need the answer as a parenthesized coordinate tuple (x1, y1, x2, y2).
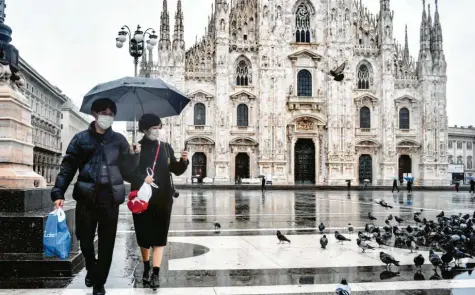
(2, 190, 475, 294)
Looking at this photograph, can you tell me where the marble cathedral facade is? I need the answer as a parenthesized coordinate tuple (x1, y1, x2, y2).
(141, 0, 448, 185)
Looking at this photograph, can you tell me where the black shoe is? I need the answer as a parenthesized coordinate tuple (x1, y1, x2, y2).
(143, 266, 151, 284)
(85, 259, 97, 287)
(150, 272, 160, 290)
(93, 285, 106, 295)
(85, 274, 93, 288)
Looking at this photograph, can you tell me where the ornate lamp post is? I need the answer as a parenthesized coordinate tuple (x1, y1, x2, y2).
(116, 25, 158, 77)
(116, 25, 157, 143)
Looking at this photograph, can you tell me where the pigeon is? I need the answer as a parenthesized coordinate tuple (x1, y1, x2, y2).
(376, 236, 388, 247)
(276, 230, 291, 244)
(429, 250, 442, 270)
(441, 251, 453, 266)
(387, 214, 393, 221)
(357, 238, 375, 253)
(335, 278, 351, 295)
(414, 209, 424, 216)
(319, 222, 325, 234)
(414, 215, 422, 224)
(320, 235, 328, 249)
(436, 211, 445, 218)
(414, 254, 425, 270)
(394, 216, 404, 224)
(385, 219, 391, 226)
(377, 199, 393, 209)
(335, 231, 351, 244)
(365, 223, 374, 233)
(380, 252, 400, 268)
(406, 225, 414, 235)
(348, 223, 354, 234)
(214, 221, 221, 230)
(358, 231, 372, 241)
(329, 61, 346, 82)
(368, 212, 377, 221)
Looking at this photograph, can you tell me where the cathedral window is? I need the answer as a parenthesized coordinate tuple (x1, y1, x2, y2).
(468, 156, 473, 169)
(237, 104, 249, 127)
(448, 141, 453, 149)
(194, 103, 206, 125)
(236, 58, 251, 86)
(448, 155, 454, 164)
(357, 65, 370, 89)
(297, 70, 312, 96)
(467, 142, 472, 150)
(359, 107, 371, 129)
(457, 142, 462, 149)
(295, 4, 311, 43)
(457, 155, 463, 165)
(399, 108, 410, 129)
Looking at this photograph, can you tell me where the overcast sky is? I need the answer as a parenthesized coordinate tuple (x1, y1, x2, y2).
(6, 0, 473, 127)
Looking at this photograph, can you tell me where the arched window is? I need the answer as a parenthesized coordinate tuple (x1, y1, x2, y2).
(468, 156, 473, 169)
(457, 142, 462, 149)
(237, 104, 249, 126)
(297, 70, 312, 96)
(357, 64, 370, 89)
(194, 103, 206, 125)
(360, 107, 371, 129)
(448, 141, 453, 149)
(295, 4, 311, 43)
(448, 155, 454, 164)
(399, 108, 410, 129)
(457, 155, 463, 165)
(236, 58, 251, 86)
(468, 142, 473, 150)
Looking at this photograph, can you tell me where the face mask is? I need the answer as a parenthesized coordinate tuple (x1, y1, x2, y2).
(97, 115, 114, 130)
(147, 129, 161, 141)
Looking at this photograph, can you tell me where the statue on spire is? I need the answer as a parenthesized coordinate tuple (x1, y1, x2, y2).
(0, 0, 6, 24)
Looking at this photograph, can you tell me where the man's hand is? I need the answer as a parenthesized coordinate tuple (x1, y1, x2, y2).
(145, 175, 154, 184)
(181, 151, 188, 162)
(54, 199, 64, 209)
(131, 143, 141, 154)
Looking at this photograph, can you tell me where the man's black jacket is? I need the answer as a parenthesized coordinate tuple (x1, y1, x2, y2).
(51, 123, 139, 205)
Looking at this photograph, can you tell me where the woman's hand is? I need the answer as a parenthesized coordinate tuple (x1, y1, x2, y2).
(145, 175, 154, 184)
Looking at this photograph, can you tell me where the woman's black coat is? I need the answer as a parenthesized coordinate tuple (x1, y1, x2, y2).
(130, 136, 188, 210)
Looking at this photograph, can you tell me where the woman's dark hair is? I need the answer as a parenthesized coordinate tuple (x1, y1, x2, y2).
(139, 113, 162, 133)
(91, 98, 117, 115)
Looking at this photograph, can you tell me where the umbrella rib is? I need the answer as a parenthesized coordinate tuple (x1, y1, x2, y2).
(135, 87, 145, 116)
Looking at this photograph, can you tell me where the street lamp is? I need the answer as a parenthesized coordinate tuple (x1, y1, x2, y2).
(116, 25, 158, 77)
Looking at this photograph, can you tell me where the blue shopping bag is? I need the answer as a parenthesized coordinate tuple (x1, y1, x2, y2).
(43, 208, 71, 260)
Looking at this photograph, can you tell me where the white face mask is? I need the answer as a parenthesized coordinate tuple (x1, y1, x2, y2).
(97, 115, 114, 130)
(147, 129, 161, 141)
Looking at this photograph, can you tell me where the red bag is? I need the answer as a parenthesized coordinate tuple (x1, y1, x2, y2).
(127, 143, 160, 214)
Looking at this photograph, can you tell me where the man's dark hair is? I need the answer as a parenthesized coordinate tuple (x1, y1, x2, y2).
(91, 98, 117, 115)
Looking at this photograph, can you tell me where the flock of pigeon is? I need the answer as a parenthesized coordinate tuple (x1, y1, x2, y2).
(273, 198, 475, 294)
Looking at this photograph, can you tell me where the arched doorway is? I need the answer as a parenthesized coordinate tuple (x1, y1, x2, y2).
(192, 152, 207, 177)
(294, 139, 315, 184)
(235, 153, 250, 179)
(398, 155, 412, 180)
(358, 154, 372, 183)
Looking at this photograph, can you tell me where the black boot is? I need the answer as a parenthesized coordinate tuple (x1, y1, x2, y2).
(93, 285, 106, 295)
(150, 267, 160, 290)
(85, 259, 98, 287)
(143, 261, 151, 284)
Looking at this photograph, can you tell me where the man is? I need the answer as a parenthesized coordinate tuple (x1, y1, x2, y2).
(392, 179, 399, 193)
(51, 98, 139, 295)
(261, 176, 266, 192)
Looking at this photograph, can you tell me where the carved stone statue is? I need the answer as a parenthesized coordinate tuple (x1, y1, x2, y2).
(289, 84, 293, 95)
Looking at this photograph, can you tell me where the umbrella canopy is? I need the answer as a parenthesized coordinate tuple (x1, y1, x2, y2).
(80, 77, 191, 121)
(404, 177, 414, 181)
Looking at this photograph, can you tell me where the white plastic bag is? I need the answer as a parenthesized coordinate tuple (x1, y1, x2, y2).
(137, 167, 158, 203)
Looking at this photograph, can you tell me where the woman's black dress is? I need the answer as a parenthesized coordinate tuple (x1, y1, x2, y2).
(130, 137, 188, 248)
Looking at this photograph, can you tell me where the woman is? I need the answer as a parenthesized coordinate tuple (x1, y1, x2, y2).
(130, 114, 189, 290)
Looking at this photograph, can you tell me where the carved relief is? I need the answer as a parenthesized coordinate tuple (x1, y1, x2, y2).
(296, 117, 315, 131)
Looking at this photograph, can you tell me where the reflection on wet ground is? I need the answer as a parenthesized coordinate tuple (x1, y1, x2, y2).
(2, 190, 475, 294)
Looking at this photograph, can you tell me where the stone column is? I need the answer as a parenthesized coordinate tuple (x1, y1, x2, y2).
(0, 64, 46, 188)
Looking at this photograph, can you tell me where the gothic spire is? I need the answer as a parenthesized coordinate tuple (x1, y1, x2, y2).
(403, 25, 410, 63)
(380, 0, 390, 12)
(159, 0, 170, 50)
(173, 0, 184, 50)
(433, 0, 443, 53)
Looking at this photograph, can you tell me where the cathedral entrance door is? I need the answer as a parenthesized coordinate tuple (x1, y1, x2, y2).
(192, 152, 207, 177)
(398, 155, 412, 180)
(294, 139, 316, 184)
(235, 153, 250, 180)
(358, 154, 372, 183)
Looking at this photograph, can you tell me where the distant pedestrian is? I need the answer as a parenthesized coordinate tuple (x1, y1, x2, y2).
(347, 180, 351, 191)
(470, 180, 475, 194)
(399, 177, 404, 186)
(407, 179, 413, 193)
(392, 179, 399, 193)
(455, 181, 460, 192)
(261, 176, 266, 192)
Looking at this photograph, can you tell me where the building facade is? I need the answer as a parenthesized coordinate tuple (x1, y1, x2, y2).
(19, 58, 67, 184)
(142, 0, 448, 185)
(447, 126, 475, 183)
(60, 99, 91, 155)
